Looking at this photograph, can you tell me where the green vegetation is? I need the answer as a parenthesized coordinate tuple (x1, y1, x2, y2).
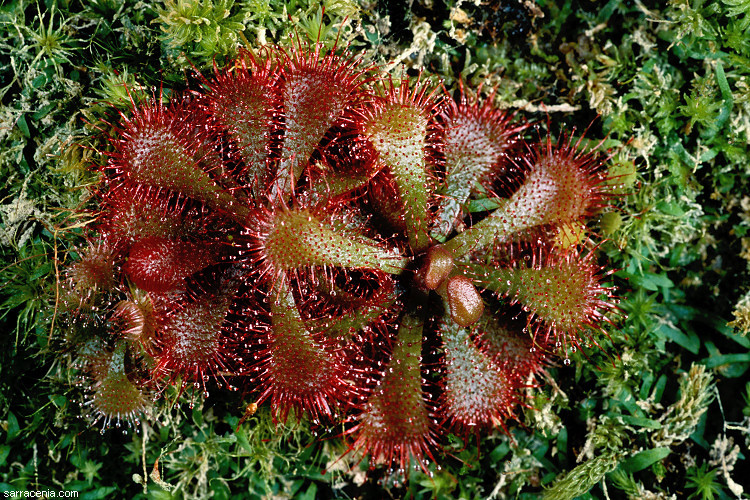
(2, 0, 749, 498)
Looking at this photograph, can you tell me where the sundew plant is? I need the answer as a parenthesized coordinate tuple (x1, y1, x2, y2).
(61, 39, 618, 469)
(1, 1, 749, 499)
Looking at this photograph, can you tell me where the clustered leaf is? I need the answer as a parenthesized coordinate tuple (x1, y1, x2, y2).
(62, 42, 618, 472)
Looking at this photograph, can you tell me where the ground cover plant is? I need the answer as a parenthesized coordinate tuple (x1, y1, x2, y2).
(1, 0, 750, 499)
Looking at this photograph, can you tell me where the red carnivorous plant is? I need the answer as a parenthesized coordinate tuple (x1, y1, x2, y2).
(63, 43, 619, 471)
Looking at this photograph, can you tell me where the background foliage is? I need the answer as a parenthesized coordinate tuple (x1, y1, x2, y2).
(1, 0, 749, 498)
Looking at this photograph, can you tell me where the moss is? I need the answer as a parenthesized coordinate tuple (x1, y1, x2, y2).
(2, 0, 750, 498)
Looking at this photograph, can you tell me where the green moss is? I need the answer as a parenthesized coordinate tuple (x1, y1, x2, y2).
(2, 0, 750, 498)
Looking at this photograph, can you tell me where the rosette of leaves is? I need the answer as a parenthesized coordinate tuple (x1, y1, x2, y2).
(63, 43, 618, 471)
